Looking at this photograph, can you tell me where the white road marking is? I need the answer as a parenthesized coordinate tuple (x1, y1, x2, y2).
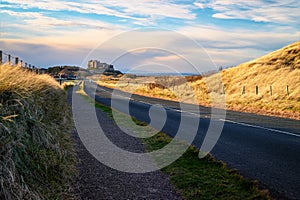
(221, 119, 300, 138)
(96, 85, 132, 100)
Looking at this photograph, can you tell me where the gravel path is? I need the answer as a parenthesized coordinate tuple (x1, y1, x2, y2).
(68, 87, 182, 200)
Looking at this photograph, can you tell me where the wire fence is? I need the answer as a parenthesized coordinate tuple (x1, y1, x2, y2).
(0, 49, 41, 73)
(120, 79, 292, 97)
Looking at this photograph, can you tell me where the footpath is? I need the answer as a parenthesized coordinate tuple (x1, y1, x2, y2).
(68, 87, 182, 199)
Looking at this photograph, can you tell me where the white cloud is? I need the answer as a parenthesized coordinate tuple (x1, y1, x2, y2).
(194, 0, 300, 24)
(177, 24, 299, 66)
(4, 10, 121, 30)
(101, 0, 196, 20)
(179, 24, 298, 49)
(0, 9, 125, 48)
(154, 54, 181, 62)
(1, 10, 74, 27)
(2, 0, 196, 25)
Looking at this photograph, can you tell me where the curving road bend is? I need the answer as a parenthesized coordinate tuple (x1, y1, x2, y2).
(84, 80, 300, 200)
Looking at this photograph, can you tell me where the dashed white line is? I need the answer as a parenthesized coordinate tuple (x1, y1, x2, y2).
(221, 119, 300, 138)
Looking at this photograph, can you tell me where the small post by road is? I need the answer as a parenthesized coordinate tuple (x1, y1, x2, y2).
(286, 85, 289, 96)
(15, 57, 19, 66)
(270, 86, 273, 96)
(0, 50, 2, 65)
(256, 86, 259, 95)
(242, 86, 245, 95)
(8, 54, 11, 65)
(222, 85, 225, 94)
(20, 60, 23, 67)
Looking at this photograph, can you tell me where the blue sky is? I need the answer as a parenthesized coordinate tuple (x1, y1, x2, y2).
(0, 0, 299, 73)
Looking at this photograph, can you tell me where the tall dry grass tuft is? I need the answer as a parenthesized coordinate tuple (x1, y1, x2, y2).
(0, 64, 75, 199)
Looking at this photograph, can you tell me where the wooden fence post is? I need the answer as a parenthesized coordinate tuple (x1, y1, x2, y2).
(0, 50, 2, 65)
(286, 85, 289, 96)
(242, 86, 245, 95)
(256, 86, 259, 95)
(222, 85, 225, 94)
(20, 60, 23, 67)
(8, 54, 11, 65)
(15, 57, 19, 66)
(270, 86, 272, 96)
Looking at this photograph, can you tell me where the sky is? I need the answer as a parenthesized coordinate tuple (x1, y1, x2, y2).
(0, 0, 299, 73)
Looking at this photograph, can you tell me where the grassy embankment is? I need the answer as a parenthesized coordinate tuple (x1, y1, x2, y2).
(77, 81, 271, 200)
(0, 64, 75, 199)
(97, 41, 300, 119)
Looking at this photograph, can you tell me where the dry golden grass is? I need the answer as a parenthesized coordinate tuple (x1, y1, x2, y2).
(0, 64, 75, 199)
(97, 41, 300, 120)
(0, 65, 63, 94)
(61, 80, 76, 89)
(220, 41, 300, 119)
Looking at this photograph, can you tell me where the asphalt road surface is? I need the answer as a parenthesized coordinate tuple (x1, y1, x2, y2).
(83, 80, 300, 200)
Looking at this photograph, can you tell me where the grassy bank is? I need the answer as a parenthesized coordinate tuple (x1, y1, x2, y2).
(0, 65, 75, 199)
(143, 132, 271, 199)
(78, 82, 271, 199)
(96, 41, 300, 120)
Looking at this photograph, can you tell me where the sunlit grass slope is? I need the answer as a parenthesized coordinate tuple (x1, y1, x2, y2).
(219, 41, 300, 118)
(97, 41, 300, 119)
(0, 64, 75, 199)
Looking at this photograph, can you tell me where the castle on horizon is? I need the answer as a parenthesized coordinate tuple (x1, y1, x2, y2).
(88, 60, 114, 72)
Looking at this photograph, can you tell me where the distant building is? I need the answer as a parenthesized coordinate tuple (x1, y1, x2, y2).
(88, 60, 115, 73)
(88, 60, 101, 69)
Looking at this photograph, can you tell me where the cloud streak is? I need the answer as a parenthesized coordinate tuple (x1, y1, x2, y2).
(194, 0, 300, 24)
(1, 9, 121, 30)
(0, 0, 299, 71)
(2, 0, 196, 25)
(177, 24, 299, 66)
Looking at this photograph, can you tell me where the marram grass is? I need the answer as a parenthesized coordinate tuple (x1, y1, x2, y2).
(0, 64, 75, 199)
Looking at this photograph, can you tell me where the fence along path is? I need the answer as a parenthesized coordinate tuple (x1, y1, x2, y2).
(0, 50, 41, 74)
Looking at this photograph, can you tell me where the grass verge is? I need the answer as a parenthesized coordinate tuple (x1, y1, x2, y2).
(0, 64, 76, 199)
(76, 81, 112, 115)
(143, 132, 271, 200)
(78, 81, 271, 200)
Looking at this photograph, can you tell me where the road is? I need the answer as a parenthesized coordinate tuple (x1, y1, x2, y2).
(83, 80, 300, 199)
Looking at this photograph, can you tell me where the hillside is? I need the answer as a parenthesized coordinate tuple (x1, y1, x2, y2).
(97, 41, 300, 119)
(0, 65, 75, 199)
(218, 41, 300, 118)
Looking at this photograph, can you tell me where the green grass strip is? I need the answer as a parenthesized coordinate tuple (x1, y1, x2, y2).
(142, 132, 271, 200)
